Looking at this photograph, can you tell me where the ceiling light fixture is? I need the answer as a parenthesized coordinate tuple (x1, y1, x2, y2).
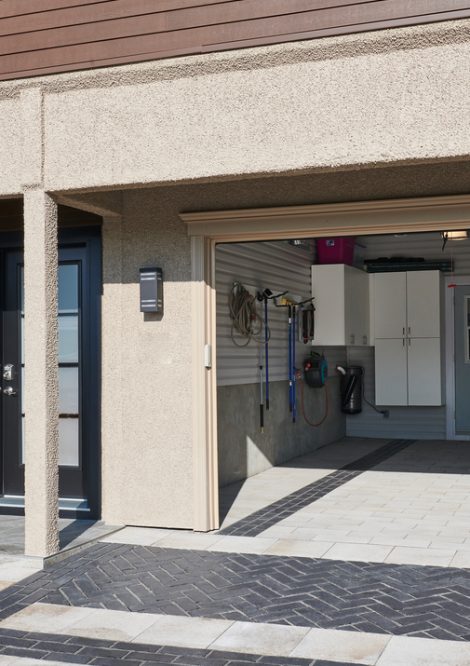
(441, 230, 468, 251)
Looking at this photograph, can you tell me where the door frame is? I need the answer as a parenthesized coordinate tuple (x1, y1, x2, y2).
(182, 193, 470, 531)
(0, 226, 102, 518)
(445, 275, 470, 441)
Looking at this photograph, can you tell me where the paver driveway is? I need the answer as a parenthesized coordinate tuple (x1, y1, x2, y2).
(2, 437, 470, 665)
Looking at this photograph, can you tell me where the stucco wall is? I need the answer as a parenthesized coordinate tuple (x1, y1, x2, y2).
(40, 27, 470, 191)
(1, 20, 470, 196)
(101, 188, 193, 528)
(0, 99, 22, 195)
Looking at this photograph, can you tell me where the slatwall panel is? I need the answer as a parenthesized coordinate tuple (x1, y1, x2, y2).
(1, 0, 470, 81)
(216, 240, 316, 386)
(346, 231, 470, 439)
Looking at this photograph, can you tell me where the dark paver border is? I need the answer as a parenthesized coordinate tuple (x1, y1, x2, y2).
(220, 439, 415, 536)
(0, 627, 362, 666)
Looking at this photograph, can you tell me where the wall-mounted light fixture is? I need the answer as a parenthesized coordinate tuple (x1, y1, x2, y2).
(139, 267, 163, 313)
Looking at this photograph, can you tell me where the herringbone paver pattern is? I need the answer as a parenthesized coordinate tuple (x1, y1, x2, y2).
(2, 543, 470, 641)
(0, 627, 360, 666)
(220, 440, 414, 536)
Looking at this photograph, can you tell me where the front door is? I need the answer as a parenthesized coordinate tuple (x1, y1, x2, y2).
(0, 233, 101, 516)
(455, 285, 470, 435)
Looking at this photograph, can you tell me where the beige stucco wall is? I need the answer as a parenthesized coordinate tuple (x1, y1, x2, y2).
(0, 99, 22, 195)
(101, 189, 194, 527)
(0, 20, 470, 196)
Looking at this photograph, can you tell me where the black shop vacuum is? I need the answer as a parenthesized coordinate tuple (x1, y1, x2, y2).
(337, 365, 363, 415)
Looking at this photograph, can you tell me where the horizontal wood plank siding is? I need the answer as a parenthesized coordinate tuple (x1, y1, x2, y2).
(1, 0, 470, 81)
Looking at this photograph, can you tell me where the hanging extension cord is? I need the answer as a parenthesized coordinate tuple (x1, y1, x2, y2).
(228, 281, 264, 347)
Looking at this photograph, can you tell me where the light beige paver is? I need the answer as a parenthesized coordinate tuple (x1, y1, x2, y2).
(291, 628, 390, 665)
(209, 620, 309, 656)
(376, 635, 470, 665)
(208, 536, 275, 554)
(265, 539, 333, 558)
(323, 543, 393, 563)
(101, 526, 172, 546)
(135, 615, 233, 649)
(66, 608, 157, 641)
(385, 547, 456, 567)
(0, 604, 95, 632)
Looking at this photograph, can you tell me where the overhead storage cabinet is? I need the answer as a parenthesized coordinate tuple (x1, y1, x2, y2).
(311, 264, 370, 346)
(372, 270, 443, 406)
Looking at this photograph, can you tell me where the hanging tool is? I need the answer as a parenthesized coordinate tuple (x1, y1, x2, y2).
(274, 294, 297, 420)
(264, 294, 270, 409)
(257, 289, 286, 412)
(288, 303, 293, 414)
(274, 294, 315, 423)
(292, 305, 297, 423)
(258, 340, 264, 432)
(228, 281, 263, 347)
(298, 301, 315, 343)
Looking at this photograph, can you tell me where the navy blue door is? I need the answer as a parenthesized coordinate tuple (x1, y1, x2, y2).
(1, 232, 101, 517)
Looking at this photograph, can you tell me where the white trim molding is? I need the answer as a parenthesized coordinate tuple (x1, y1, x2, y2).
(445, 275, 470, 441)
(182, 194, 470, 242)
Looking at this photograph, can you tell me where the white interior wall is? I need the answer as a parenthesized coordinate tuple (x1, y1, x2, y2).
(347, 231, 470, 439)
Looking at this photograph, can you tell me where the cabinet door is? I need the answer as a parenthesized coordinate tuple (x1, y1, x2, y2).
(355, 269, 370, 345)
(374, 338, 408, 405)
(373, 272, 407, 339)
(311, 265, 346, 345)
(406, 270, 441, 338)
(407, 337, 442, 406)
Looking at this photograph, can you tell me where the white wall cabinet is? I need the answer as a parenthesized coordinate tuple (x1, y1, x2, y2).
(311, 264, 370, 346)
(372, 270, 443, 406)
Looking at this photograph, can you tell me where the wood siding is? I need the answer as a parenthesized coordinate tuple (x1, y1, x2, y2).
(1, 0, 470, 81)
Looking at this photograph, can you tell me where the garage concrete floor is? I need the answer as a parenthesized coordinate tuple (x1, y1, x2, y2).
(102, 436, 470, 568)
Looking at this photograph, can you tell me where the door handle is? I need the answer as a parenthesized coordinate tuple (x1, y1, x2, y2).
(3, 364, 15, 381)
(3, 386, 17, 396)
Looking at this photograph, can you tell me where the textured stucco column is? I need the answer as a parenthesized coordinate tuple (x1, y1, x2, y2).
(24, 190, 59, 558)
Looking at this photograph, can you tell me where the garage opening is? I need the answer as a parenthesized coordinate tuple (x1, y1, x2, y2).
(215, 228, 470, 536)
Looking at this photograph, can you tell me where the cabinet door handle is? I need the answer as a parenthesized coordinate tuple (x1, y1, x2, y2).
(408, 326, 411, 336)
(403, 327, 405, 336)
(408, 337, 411, 346)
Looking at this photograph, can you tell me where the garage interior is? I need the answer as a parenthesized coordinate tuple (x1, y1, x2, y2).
(216, 227, 470, 531)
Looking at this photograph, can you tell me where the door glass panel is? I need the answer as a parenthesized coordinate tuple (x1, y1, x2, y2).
(59, 315, 79, 363)
(19, 261, 81, 470)
(59, 367, 79, 414)
(59, 264, 79, 313)
(59, 418, 79, 467)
